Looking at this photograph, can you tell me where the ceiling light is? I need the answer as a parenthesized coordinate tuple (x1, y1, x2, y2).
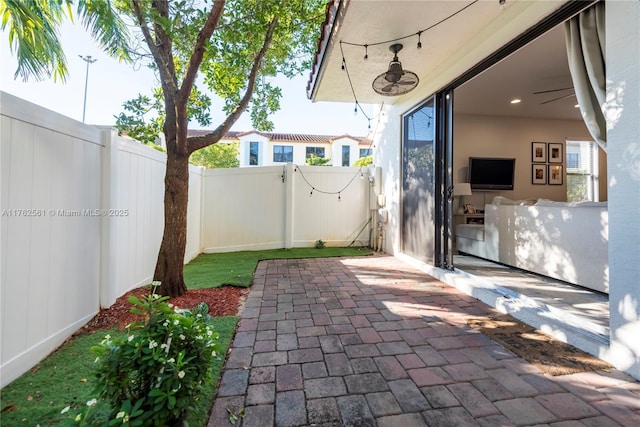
(510, 99, 521, 104)
(574, 104, 580, 108)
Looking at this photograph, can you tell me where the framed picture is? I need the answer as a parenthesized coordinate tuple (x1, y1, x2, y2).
(464, 203, 476, 214)
(532, 141, 546, 163)
(548, 143, 563, 163)
(549, 165, 563, 185)
(532, 164, 546, 184)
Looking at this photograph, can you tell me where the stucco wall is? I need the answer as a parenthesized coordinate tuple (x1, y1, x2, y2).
(605, 0, 640, 380)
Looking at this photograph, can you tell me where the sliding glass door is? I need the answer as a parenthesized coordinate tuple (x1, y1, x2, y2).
(401, 93, 455, 268)
(401, 98, 436, 263)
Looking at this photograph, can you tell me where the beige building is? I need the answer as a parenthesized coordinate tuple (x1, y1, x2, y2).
(188, 130, 372, 167)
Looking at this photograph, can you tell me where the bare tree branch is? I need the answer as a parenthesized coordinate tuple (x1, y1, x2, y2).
(188, 17, 279, 153)
(131, 0, 177, 92)
(178, 0, 225, 104)
(176, 1, 226, 154)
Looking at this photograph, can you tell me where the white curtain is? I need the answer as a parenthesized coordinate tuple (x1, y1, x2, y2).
(565, 2, 606, 151)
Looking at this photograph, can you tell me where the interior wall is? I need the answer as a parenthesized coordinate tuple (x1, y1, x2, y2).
(453, 113, 602, 208)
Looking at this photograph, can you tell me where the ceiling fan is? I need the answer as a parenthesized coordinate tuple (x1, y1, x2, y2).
(533, 86, 575, 105)
(372, 43, 419, 96)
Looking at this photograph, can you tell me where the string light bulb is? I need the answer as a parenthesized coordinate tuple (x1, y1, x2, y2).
(417, 31, 423, 49)
(364, 44, 368, 60)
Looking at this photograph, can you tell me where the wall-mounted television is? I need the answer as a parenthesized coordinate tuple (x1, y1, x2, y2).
(468, 157, 515, 190)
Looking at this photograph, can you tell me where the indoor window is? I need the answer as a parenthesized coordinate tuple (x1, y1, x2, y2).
(566, 140, 598, 202)
(273, 145, 293, 163)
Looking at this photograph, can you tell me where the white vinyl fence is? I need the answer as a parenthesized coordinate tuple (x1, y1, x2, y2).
(0, 92, 373, 387)
(202, 164, 371, 252)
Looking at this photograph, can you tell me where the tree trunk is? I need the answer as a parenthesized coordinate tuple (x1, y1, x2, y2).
(154, 151, 190, 297)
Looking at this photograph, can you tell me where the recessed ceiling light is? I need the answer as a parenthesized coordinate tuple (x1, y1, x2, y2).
(510, 99, 521, 104)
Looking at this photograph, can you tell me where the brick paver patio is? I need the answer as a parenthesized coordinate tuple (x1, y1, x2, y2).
(208, 255, 640, 426)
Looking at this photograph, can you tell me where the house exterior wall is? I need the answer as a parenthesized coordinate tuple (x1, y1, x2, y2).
(330, 137, 360, 167)
(605, 0, 640, 380)
(235, 133, 368, 167)
(239, 134, 268, 166)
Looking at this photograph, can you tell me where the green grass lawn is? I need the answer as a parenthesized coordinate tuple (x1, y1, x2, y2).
(184, 246, 372, 289)
(1, 247, 371, 425)
(0, 317, 237, 426)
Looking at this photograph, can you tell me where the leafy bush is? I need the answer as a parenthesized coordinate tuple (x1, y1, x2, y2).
(306, 154, 332, 166)
(353, 155, 372, 167)
(67, 282, 220, 426)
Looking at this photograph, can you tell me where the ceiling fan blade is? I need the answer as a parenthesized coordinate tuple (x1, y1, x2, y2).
(381, 84, 395, 92)
(540, 92, 576, 104)
(397, 80, 417, 85)
(533, 86, 574, 95)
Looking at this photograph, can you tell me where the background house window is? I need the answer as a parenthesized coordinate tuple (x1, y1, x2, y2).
(249, 141, 259, 165)
(359, 148, 372, 158)
(566, 140, 599, 202)
(306, 147, 325, 158)
(342, 145, 350, 166)
(273, 145, 293, 163)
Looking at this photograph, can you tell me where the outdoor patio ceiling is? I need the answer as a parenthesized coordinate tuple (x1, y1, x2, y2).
(307, 0, 569, 106)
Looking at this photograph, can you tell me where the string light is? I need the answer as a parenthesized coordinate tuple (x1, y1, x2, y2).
(291, 102, 386, 201)
(295, 163, 363, 199)
(340, 1, 478, 51)
(339, 42, 373, 125)
(338, 1, 478, 130)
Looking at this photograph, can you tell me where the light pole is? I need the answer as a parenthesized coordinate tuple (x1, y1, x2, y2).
(79, 55, 97, 123)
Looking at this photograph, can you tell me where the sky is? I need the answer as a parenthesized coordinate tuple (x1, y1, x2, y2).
(0, 20, 372, 137)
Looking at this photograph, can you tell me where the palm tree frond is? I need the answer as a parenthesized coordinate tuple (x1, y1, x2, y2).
(0, 0, 68, 81)
(76, 0, 132, 62)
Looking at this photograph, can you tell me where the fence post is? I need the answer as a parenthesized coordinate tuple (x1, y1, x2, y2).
(99, 128, 117, 308)
(284, 162, 294, 248)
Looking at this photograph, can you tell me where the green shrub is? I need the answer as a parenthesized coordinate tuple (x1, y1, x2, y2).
(66, 282, 221, 426)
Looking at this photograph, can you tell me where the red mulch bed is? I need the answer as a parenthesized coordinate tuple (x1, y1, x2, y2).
(79, 286, 249, 334)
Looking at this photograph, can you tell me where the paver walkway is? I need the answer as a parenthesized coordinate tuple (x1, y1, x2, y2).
(207, 255, 640, 427)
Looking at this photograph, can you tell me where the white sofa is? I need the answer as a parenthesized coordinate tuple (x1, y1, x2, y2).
(456, 198, 609, 294)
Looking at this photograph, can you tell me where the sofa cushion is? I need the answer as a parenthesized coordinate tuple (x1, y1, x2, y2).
(456, 224, 485, 241)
